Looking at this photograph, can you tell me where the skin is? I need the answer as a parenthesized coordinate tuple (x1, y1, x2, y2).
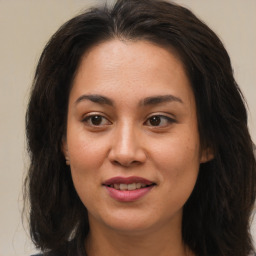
(63, 40, 212, 256)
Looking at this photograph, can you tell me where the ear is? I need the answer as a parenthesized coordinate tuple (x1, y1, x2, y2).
(62, 138, 70, 165)
(200, 147, 214, 163)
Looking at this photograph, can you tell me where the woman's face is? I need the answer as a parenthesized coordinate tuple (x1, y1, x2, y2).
(63, 40, 210, 234)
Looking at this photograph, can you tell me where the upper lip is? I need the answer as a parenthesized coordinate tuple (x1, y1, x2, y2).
(103, 176, 155, 185)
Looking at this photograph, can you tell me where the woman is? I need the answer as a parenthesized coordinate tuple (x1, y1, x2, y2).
(25, 0, 256, 255)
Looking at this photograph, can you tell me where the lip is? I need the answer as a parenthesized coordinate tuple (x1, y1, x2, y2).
(103, 176, 155, 202)
(103, 176, 154, 186)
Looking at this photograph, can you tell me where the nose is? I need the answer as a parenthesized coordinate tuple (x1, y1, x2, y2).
(108, 123, 147, 167)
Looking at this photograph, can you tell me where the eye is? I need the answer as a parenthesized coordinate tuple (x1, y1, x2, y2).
(144, 115, 176, 127)
(83, 114, 111, 127)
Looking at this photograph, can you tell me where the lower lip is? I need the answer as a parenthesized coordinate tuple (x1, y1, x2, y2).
(104, 186, 154, 202)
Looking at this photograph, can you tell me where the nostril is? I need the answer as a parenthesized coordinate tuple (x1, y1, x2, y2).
(108, 144, 147, 167)
(112, 160, 121, 166)
(111, 159, 141, 167)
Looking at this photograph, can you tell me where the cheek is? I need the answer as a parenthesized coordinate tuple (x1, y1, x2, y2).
(68, 137, 106, 210)
(67, 130, 107, 171)
(152, 130, 201, 193)
(67, 132, 108, 200)
(153, 131, 200, 169)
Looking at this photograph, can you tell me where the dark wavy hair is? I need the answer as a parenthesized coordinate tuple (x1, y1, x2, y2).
(24, 0, 256, 255)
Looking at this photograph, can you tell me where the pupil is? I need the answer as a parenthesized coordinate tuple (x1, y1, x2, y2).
(150, 116, 161, 126)
(91, 115, 102, 125)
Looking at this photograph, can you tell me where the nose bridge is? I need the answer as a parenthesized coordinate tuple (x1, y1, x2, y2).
(115, 120, 138, 155)
(109, 120, 146, 166)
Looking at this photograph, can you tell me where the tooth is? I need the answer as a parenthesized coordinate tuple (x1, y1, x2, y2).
(128, 183, 136, 190)
(114, 184, 119, 190)
(141, 183, 146, 188)
(120, 184, 128, 190)
(136, 183, 142, 189)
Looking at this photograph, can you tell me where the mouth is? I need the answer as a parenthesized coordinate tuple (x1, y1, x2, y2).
(104, 183, 154, 191)
(103, 176, 156, 189)
(102, 176, 156, 202)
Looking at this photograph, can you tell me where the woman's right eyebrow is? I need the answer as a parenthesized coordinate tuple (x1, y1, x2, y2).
(75, 94, 114, 106)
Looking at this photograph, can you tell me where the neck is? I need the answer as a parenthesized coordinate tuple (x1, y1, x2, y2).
(85, 215, 193, 256)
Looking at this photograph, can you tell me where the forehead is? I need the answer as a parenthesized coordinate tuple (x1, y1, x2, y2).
(76, 39, 184, 78)
(70, 39, 194, 106)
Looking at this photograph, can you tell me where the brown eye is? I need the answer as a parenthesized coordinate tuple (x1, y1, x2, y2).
(149, 116, 161, 126)
(91, 115, 103, 125)
(145, 115, 176, 127)
(83, 115, 111, 126)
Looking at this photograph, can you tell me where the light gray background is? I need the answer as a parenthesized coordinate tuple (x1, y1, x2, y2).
(0, 1, 255, 255)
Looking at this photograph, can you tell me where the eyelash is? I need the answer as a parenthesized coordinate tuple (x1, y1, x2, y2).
(82, 114, 176, 128)
(144, 115, 176, 127)
(82, 114, 111, 127)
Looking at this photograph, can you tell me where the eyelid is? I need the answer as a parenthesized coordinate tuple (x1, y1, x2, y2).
(82, 112, 112, 127)
(144, 114, 177, 127)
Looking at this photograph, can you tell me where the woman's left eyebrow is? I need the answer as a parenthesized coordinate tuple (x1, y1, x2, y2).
(141, 95, 183, 106)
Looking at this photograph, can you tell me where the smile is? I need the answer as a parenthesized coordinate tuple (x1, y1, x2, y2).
(106, 183, 151, 191)
(103, 176, 156, 201)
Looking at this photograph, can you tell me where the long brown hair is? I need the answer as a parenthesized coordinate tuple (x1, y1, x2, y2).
(25, 1, 256, 255)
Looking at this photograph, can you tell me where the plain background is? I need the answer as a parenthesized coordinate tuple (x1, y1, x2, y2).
(0, 0, 255, 255)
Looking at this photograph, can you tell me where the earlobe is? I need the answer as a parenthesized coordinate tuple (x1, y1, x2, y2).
(200, 147, 214, 163)
(62, 139, 70, 166)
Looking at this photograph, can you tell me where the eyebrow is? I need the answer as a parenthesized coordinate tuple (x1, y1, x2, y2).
(75, 94, 114, 106)
(141, 95, 183, 106)
(75, 94, 183, 107)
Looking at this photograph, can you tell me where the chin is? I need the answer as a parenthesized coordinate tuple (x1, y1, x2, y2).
(93, 208, 181, 235)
